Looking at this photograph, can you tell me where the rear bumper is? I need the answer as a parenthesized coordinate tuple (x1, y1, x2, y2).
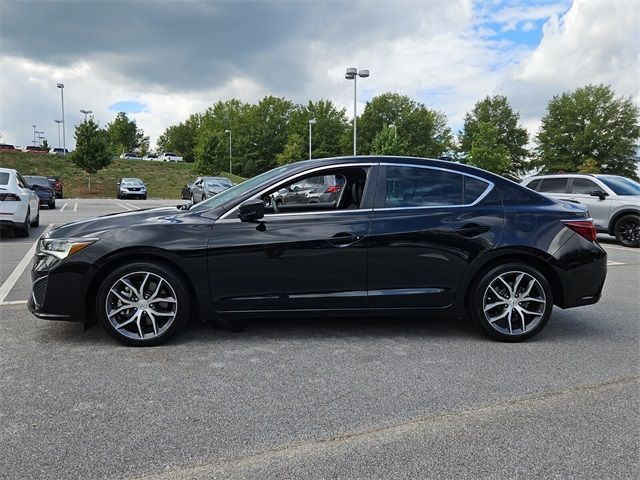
(0, 203, 28, 226)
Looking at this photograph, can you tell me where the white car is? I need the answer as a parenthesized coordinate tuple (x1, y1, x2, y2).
(48, 148, 69, 156)
(0, 168, 40, 237)
(157, 152, 183, 162)
(521, 173, 640, 247)
(119, 152, 142, 160)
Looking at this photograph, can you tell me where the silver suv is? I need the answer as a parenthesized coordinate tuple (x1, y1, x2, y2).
(521, 174, 640, 247)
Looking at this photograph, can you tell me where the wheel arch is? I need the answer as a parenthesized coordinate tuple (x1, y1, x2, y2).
(608, 208, 640, 235)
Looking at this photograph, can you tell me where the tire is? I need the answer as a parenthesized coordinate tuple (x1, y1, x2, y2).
(613, 214, 640, 248)
(468, 262, 553, 342)
(31, 212, 40, 227)
(201, 194, 206, 203)
(96, 261, 191, 346)
(48, 200, 56, 209)
(190, 194, 196, 204)
(14, 208, 31, 237)
(142, 195, 147, 200)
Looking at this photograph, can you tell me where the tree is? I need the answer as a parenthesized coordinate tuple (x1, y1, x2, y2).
(135, 128, 150, 157)
(41, 139, 49, 149)
(467, 122, 511, 175)
(536, 84, 640, 179)
(194, 129, 228, 174)
(276, 134, 306, 165)
(72, 119, 111, 190)
(288, 100, 350, 159)
(106, 112, 139, 154)
(577, 158, 600, 174)
(157, 113, 200, 162)
(458, 95, 529, 175)
(370, 125, 409, 155)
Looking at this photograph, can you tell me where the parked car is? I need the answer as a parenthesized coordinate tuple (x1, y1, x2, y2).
(48, 148, 69, 156)
(521, 173, 640, 247)
(119, 152, 142, 160)
(274, 174, 344, 206)
(189, 176, 232, 203)
(47, 176, 63, 198)
(181, 181, 195, 200)
(116, 178, 147, 199)
(22, 146, 48, 154)
(157, 152, 183, 162)
(23, 175, 56, 209)
(29, 156, 606, 346)
(143, 153, 158, 160)
(0, 167, 40, 237)
(0, 144, 18, 151)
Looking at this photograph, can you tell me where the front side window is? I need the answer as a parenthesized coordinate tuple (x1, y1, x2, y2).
(538, 178, 568, 193)
(571, 178, 599, 194)
(383, 166, 488, 208)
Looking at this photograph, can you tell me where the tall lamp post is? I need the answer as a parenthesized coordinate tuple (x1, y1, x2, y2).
(345, 67, 369, 156)
(308, 118, 316, 159)
(54, 120, 63, 148)
(32, 125, 37, 146)
(389, 123, 397, 140)
(35, 131, 44, 147)
(56, 83, 66, 155)
(224, 129, 232, 174)
(80, 109, 92, 122)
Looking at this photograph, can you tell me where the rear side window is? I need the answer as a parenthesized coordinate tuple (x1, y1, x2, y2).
(538, 178, 568, 193)
(384, 166, 488, 208)
(0, 172, 9, 185)
(571, 178, 599, 194)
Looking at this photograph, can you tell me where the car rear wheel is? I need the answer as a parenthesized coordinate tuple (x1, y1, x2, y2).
(14, 208, 31, 237)
(31, 212, 39, 227)
(190, 193, 196, 204)
(613, 214, 639, 248)
(96, 262, 191, 346)
(469, 263, 553, 342)
(48, 200, 56, 209)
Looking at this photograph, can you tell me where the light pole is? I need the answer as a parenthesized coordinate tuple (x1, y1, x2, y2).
(80, 109, 92, 122)
(224, 129, 232, 174)
(345, 67, 369, 156)
(308, 119, 316, 159)
(54, 120, 63, 148)
(32, 125, 37, 146)
(35, 131, 44, 147)
(389, 123, 397, 140)
(56, 83, 66, 155)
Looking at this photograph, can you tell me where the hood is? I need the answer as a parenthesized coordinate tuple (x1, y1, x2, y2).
(48, 206, 187, 238)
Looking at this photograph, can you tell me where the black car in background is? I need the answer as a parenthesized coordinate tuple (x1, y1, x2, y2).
(23, 175, 56, 209)
(29, 156, 606, 346)
(47, 176, 63, 198)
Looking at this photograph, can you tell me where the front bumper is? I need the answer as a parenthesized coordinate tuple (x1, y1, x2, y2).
(119, 189, 146, 197)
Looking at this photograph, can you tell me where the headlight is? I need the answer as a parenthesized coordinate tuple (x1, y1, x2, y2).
(37, 237, 99, 259)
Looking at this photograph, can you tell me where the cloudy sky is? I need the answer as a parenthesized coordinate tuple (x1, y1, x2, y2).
(1, 0, 638, 150)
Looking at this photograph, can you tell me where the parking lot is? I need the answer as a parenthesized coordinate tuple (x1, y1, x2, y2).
(0, 199, 638, 479)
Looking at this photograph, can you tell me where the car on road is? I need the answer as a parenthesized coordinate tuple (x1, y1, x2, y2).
(22, 146, 48, 154)
(119, 152, 142, 160)
(181, 181, 195, 200)
(47, 176, 63, 198)
(157, 152, 183, 162)
(0, 167, 40, 237)
(0, 144, 18, 152)
(521, 173, 640, 247)
(189, 176, 233, 203)
(274, 174, 344, 206)
(29, 156, 607, 346)
(116, 177, 147, 199)
(48, 148, 69, 156)
(23, 175, 56, 209)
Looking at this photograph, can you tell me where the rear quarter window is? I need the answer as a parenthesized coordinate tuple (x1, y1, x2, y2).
(538, 178, 568, 193)
(0, 172, 9, 185)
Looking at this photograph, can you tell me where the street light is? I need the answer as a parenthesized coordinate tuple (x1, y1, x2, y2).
(35, 131, 44, 147)
(32, 125, 37, 146)
(80, 109, 92, 122)
(224, 129, 232, 174)
(345, 67, 369, 156)
(54, 120, 63, 148)
(389, 123, 397, 140)
(56, 83, 66, 155)
(308, 119, 316, 159)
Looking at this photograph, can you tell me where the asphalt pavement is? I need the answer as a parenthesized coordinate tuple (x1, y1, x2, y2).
(0, 199, 638, 479)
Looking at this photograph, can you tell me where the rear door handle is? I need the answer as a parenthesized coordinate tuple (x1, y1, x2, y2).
(328, 232, 362, 248)
(455, 224, 491, 238)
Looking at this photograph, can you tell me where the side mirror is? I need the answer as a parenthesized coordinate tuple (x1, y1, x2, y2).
(238, 198, 265, 222)
(590, 190, 608, 200)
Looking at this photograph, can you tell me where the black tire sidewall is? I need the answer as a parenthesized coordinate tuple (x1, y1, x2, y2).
(96, 261, 191, 346)
(470, 262, 553, 342)
(614, 214, 640, 248)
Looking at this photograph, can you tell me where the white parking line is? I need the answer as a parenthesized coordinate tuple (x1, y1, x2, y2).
(59, 202, 68, 212)
(125, 202, 140, 210)
(607, 261, 627, 266)
(603, 245, 638, 252)
(0, 224, 54, 305)
(73, 202, 78, 212)
(116, 202, 134, 211)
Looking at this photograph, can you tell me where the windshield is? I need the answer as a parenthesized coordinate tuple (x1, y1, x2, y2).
(205, 181, 224, 188)
(597, 176, 640, 195)
(189, 163, 299, 213)
(122, 178, 143, 185)
(25, 176, 50, 186)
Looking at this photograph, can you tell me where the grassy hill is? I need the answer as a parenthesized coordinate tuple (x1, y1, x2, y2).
(0, 152, 245, 199)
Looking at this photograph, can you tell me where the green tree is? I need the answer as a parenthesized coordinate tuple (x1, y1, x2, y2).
(135, 128, 150, 157)
(458, 95, 529, 174)
(194, 129, 228, 174)
(370, 125, 409, 155)
(72, 119, 112, 190)
(157, 113, 200, 162)
(276, 134, 306, 165)
(288, 100, 349, 159)
(577, 158, 601, 174)
(467, 122, 511, 175)
(41, 139, 49, 149)
(536, 84, 640, 179)
(106, 112, 138, 154)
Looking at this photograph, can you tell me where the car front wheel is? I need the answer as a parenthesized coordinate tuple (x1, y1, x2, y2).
(614, 214, 639, 248)
(469, 263, 553, 342)
(96, 262, 191, 346)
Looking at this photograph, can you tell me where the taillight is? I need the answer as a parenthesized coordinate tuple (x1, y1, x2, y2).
(325, 185, 341, 193)
(563, 219, 597, 242)
(0, 193, 21, 201)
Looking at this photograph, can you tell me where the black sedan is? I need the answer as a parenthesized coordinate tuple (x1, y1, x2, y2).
(24, 175, 56, 209)
(29, 156, 607, 346)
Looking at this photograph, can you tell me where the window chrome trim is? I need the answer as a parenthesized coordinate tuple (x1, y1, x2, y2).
(218, 162, 376, 221)
(375, 162, 495, 211)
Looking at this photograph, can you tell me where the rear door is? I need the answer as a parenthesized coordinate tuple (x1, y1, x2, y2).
(367, 164, 505, 308)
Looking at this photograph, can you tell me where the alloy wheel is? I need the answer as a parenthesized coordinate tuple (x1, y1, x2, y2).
(618, 218, 639, 245)
(482, 271, 546, 336)
(105, 271, 178, 340)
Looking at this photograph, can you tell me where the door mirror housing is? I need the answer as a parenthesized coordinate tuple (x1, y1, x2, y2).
(238, 198, 265, 222)
(590, 190, 608, 200)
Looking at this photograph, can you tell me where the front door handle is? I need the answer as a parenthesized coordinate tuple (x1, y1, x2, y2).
(455, 224, 491, 238)
(328, 232, 362, 248)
